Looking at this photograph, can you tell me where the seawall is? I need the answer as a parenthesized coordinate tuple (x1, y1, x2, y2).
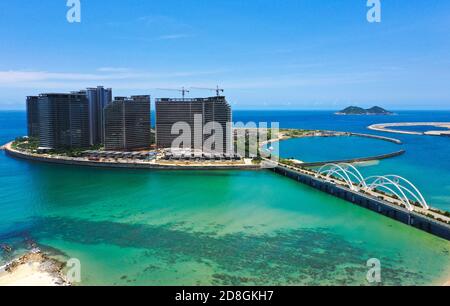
(297, 150, 406, 168)
(4, 144, 260, 171)
(348, 132, 403, 144)
(270, 164, 450, 241)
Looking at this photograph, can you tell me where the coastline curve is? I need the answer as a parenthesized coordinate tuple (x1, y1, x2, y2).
(3, 142, 260, 171)
(368, 122, 450, 136)
(4, 130, 405, 171)
(267, 130, 405, 167)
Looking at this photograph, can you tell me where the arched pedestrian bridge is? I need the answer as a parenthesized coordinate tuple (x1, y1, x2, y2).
(315, 163, 429, 212)
(267, 159, 450, 240)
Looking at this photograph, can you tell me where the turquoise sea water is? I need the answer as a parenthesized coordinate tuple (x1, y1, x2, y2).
(0, 110, 449, 285)
(277, 136, 400, 162)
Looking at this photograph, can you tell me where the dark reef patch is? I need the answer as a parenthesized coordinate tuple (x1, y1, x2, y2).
(3, 216, 435, 285)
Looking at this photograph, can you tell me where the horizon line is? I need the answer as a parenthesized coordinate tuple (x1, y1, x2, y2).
(2, 108, 450, 112)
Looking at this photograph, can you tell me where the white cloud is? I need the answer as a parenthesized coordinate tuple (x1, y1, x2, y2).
(0, 69, 228, 89)
(0, 70, 140, 83)
(157, 34, 193, 40)
(97, 67, 131, 73)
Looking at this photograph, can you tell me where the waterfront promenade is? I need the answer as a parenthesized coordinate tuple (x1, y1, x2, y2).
(3, 142, 259, 171)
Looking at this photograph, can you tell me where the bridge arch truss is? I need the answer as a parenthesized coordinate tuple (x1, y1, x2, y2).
(314, 163, 429, 212)
(316, 163, 367, 191)
(362, 175, 429, 211)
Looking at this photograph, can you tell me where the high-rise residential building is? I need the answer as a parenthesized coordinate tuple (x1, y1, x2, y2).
(155, 96, 232, 153)
(86, 86, 112, 145)
(104, 95, 151, 151)
(26, 96, 40, 138)
(38, 93, 90, 149)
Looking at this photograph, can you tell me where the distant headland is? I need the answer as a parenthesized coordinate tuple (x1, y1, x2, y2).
(335, 106, 394, 116)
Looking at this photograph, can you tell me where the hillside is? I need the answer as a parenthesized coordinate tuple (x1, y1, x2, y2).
(335, 106, 394, 115)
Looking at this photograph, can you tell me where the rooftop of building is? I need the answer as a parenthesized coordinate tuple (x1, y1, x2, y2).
(155, 96, 227, 103)
(86, 86, 112, 90)
(114, 95, 150, 101)
(38, 93, 87, 97)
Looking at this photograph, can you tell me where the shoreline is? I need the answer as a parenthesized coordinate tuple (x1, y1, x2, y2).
(2, 249, 447, 286)
(0, 249, 70, 286)
(259, 129, 404, 167)
(368, 122, 450, 136)
(439, 269, 450, 286)
(3, 129, 404, 171)
(4, 142, 260, 171)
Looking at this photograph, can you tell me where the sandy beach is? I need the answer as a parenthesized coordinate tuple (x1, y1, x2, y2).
(0, 250, 69, 286)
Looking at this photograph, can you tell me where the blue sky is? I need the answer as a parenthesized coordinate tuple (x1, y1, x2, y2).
(0, 0, 450, 110)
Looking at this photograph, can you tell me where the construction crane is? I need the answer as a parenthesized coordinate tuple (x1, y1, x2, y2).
(156, 87, 190, 99)
(191, 85, 224, 97)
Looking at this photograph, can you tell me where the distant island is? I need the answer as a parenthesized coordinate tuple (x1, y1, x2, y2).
(335, 106, 394, 116)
